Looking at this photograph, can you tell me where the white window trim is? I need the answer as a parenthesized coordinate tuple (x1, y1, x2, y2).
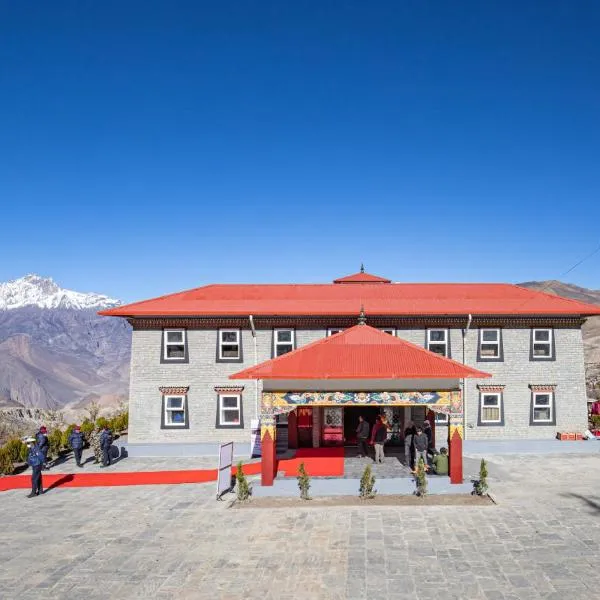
(480, 392, 502, 424)
(273, 328, 295, 356)
(164, 394, 186, 427)
(427, 328, 448, 357)
(379, 328, 396, 336)
(327, 328, 344, 337)
(218, 393, 241, 426)
(479, 328, 500, 358)
(163, 329, 186, 361)
(532, 391, 554, 423)
(434, 412, 449, 424)
(532, 328, 553, 358)
(219, 329, 241, 360)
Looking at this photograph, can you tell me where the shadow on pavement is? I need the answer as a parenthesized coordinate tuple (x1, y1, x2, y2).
(46, 474, 74, 491)
(567, 493, 600, 515)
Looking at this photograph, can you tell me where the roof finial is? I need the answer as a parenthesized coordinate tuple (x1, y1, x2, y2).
(358, 304, 367, 325)
(360, 263, 365, 273)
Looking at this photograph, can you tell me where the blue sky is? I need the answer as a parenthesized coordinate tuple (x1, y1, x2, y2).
(1, 1, 599, 302)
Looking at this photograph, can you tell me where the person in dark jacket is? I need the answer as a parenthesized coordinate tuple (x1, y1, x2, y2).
(373, 416, 389, 464)
(69, 425, 85, 467)
(35, 426, 49, 470)
(99, 426, 113, 467)
(423, 420, 433, 449)
(355, 415, 370, 458)
(26, 442, 45, 497)
(413, 426, 430, 472)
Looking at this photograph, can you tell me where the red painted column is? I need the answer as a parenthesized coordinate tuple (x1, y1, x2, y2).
(427, 409, 436, 448)
(449, 427, 463, 484)
(287, 410, 298, 449)
(261, 421, 277, 486)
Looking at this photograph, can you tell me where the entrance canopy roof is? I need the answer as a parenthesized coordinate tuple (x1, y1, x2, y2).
(230, 325, 491, 380)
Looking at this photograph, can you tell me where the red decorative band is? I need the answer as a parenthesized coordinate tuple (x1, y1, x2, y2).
(477, 385, 505, 392)
(159, 386, 189, 395)
(214, 385, 245, 393)
(529, 384, 557, 392)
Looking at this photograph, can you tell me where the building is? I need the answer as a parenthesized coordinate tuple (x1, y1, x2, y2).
(100, 268, 600, 485)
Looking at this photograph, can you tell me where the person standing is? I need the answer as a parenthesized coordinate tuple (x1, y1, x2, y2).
(99, 426, 113, 467)
(403, 420, 416, 470)
(413, 426, 429, 472)
(26, 442, 45, 497)
(423, 420, 433, 454)
(373, 416, 389, 464)
(355, 415, 370, 458)
(35, 426, 49, 470)
(69, 425, 85, 468)
(90, 426, 103, 464)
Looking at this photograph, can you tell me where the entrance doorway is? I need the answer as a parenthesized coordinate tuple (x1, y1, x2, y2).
(296, 407, 313, 448)
(343, 406, 380, 445)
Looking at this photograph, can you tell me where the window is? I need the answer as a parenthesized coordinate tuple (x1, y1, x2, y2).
(218, 329, 242, 361)
(162, 395, 187, 428)
(427, 329, 448, 357)
(434, 412, 449, 425)
(478, 329, 502, 361)
(531, 391, 554, 425)
(327, 328, 344, 337)
(480, 392, 502, 425)
(531, 329, 554, 360)
(217, 393, 243, 428)
(273, 329, 294, 357)
(380, 328, 396, 335)
(162, 329, 187, 362)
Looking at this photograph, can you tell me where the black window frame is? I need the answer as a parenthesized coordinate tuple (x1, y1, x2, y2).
(530, 328, 556, 361)
(160, 328, 189, 364)
(477, 328, 504, 362)
(425, 328, 451, 358)
(477, 390, 505, 427)
(216, 328, 243, 363)
(215, 392, 244, 429)
(530, 390, 556, 426)
(161, 394, 190, 430)
(272, 328, 296, 358)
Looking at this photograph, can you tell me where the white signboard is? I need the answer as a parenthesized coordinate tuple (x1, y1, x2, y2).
(250, 419, 261, 457)
(216, 442, 234, 499)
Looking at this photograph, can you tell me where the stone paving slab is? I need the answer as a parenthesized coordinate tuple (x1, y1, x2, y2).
(2, 453, 600, 599)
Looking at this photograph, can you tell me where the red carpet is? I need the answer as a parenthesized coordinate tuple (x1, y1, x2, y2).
(0, 449, 343, 492)
(277, 447, 345, 477)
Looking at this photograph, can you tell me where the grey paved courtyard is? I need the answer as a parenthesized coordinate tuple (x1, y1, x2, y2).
(2, 453, 600, 600)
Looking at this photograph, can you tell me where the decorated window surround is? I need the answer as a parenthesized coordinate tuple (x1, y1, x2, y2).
(216, 392, 244, 428)
(529, 384, 557, 425)
(477, 385, 505, 426)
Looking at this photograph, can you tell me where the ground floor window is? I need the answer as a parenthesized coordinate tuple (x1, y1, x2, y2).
(478, 391, 503, 425)
(434, 412, 449, 425)
(217, 393, 244, 428)
(162, 394, 188, 429)
(531, 390, 555, 425)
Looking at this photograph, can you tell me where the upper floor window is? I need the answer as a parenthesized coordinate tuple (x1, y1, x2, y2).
(478, 329, 503, 361)
(274, 329, 295, 357)
(218, 329, 242, 362)
(530, 390, 556, 425)
(216, 393, 243, 428)
(162, 329, 187, 362)
(327, 328, 344, 337)
(162, 395, 188, 428)
(380, 328, 396, 335)
(427, 329, 449, 357)
(531, 328, 554, 360)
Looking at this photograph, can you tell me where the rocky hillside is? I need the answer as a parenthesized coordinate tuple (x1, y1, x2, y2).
(0, 275, 130, 411)
(519, 280, 600, 398)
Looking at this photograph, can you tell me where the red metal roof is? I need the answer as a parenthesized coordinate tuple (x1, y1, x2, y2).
(230, 325, 491, 380)
(333, 271, 392, 284)
(99, 281, 600, 317)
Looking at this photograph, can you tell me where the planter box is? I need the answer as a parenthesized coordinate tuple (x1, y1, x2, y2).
(575, 433, 584, 440)
(567, 433, 576, 441)
(556, 432, 569, 440)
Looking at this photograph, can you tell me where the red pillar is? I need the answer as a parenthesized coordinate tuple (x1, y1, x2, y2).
(427, 409, 436, 448)
(449, 427, 463, 484)
(287, 410, 298, 449)
(261, 428, 277, 486)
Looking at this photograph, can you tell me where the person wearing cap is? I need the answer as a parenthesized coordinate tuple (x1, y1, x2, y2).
(26, 441, 45, 497)
(99, 425, 114, 467)
(68, 425, 85, 468)
(35, 426, 50, 470)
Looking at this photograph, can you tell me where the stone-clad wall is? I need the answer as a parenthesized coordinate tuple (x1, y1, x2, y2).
(128, 325, 587, 447)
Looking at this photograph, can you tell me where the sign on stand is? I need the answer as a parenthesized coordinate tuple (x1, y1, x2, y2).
(216, 442, 234, 500)
(250, 419, 261, 457)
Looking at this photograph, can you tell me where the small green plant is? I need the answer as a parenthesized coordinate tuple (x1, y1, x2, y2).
(591, 415, 600, 428)
(415, 457, 428, 497)
(61, 424, 75, 450)
(48, 429, 63, 459)
(235, 461, 251, 501)
(473, 458, 489, 496)
(297, 462, 311, 500)
(80, 420, 94, 444)
(359, 464, 376, 499)
(4, 438, 27, 462)
(96, 417, 109, 430)
(0, 447, 14, 475)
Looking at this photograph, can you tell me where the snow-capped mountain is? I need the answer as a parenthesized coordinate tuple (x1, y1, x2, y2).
(0, 274, 121, 311)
